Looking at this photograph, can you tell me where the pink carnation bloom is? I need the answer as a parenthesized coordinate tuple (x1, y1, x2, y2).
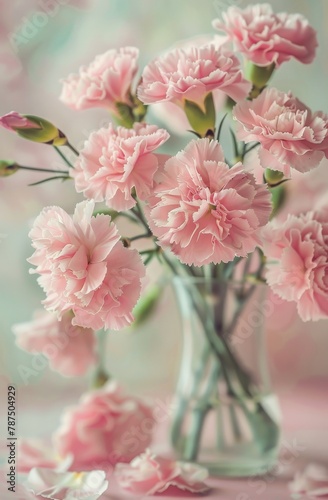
(263, 211, 328, 322)
(148, 138, 271, 266)
(12, 310, 97, 377)
(138, 44, 251, 107)
(115, 449, 209, 495)
(289, 464, 328, 497)
(28, 200, 145, 331)
(60, 47, 139, 113)
(53, 381, 153, 468)
(213, 3, 318, 67)
(26, 468, 108, 500)
(233, 87, 328, 177)
(0, 111, 40, 131)
(73, 123, 169, 211)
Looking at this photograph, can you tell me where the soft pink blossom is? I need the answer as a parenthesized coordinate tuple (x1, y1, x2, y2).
(213, 3, 318, 67)
(138, 44, 251, 107)
(28, 200, 145, 331)
(0, 111, 40, 131)
(53, 381, 153, 468)
(289, 464, 328, 497)
(73, 123, 169, 211)
(233, 87, 328, 177)
(12, 310, 97, 377)
(60, 47, 139, 113)
(148, 138, 271, 266)
(263, 211, 328, 322)
(26, 467, 108, 500)
(114, 449, 210, 495)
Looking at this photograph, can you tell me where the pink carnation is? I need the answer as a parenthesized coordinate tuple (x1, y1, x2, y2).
(233, 87, 328, 177)
(53, 381, 153, 468)
(60, 47, 139, 113)
(263, 211, 328, 322)
(213, 4, 318, 67)
(73, 123, 169, 211)
(28, 200, 145, 331)
(0, 111, 40, 131)
(26, 468, 108, 500)
(289, 464, 328, 497)
(148, 138, 271, 266)
(115, 449, 210, 495)
(138, 44, 251, 107)
(13, 310, 97, 377)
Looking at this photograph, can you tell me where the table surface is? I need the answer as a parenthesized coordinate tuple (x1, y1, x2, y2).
(1, 379, 327, 500)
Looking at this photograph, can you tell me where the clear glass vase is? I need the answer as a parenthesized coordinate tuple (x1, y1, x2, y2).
(171, 277, 281, 477)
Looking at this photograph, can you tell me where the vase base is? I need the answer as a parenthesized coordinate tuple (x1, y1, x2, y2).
(200, 457, 277, 478)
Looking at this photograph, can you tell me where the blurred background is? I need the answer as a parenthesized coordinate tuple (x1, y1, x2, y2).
(0, 0, 328, 441)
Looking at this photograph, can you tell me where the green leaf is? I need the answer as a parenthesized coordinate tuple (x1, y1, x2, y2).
(216, 113, 228, 142)
(132, 284, 163, 326)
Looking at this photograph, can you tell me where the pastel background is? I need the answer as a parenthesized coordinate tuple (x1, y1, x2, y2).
(0, 0, 328, 450)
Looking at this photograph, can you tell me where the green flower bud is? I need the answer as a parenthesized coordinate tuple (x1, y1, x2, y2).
(270, 184, 286, 219)
(0, 160, 19, 177)
(184, 92, 216, 138)
(15, 115, 67, 146)
(246, 62, 275, 99)
(264, 168, 285, 186)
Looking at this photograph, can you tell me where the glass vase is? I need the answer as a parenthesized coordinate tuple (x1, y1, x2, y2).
(170, 277, 281, 477)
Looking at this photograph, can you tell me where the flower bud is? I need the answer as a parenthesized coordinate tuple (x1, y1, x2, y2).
(0, 160, 19, 177)
(270, 184, 286, 219)
(184, 92, 216, 138)
(92, 369, 111, 389)
(246, 62, 275, 98)
(264, 168, 285, 187)
(0, 112, 67, 146)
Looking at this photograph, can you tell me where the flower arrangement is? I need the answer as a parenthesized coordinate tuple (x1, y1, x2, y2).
(2, 3, 328, 498)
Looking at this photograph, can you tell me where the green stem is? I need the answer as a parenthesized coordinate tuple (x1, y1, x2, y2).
(129, 231, 152, 242)
(18, 165, 69, 175)
(54, 146, 74, 168)
(131, 198, 150, 231)
(28, 175, 71, 186)
(66, 142, 79, 156)
(92, 330, 110, 388)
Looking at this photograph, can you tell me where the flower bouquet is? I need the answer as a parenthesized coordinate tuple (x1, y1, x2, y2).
(2, 2, 328, 496)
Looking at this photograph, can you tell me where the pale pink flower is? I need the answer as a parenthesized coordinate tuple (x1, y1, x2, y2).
(26, 467, 108, 500)
(263, 211, 328, 322)
(138, 44, 251, 107)
(53, 381, 154, 468)
(28, 200, 145, 331)
(73, 123, 169, 211)
(0, 111, 40, 131)
(115, 449, 210, 495)
(289, 464, 328, 497)
(12, 310, 97, 377)
(213, 3, 318, 67)
(60, 47, 139, 113)
(233, 87, 328, 177)
(148, 138, 271, 266)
